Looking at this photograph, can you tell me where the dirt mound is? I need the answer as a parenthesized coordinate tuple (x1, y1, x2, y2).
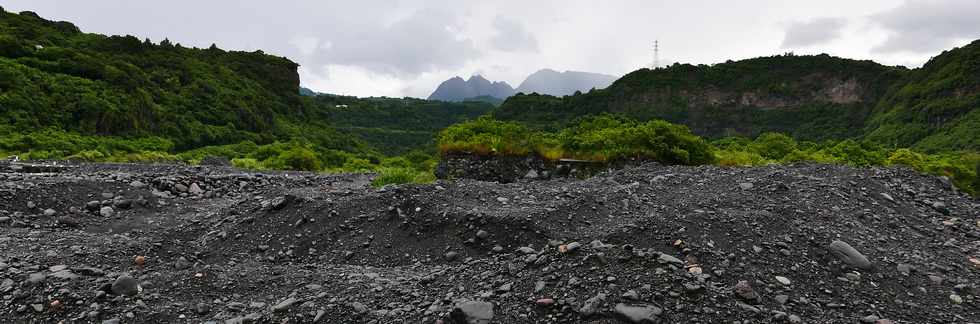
(0, 161, 977, 323)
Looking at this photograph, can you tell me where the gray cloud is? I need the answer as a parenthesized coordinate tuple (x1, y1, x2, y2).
(491, 16, 539, 52)
(314, 8, 481, 76)
(781, 17, 848, 48)
(870, 0, 980, 54)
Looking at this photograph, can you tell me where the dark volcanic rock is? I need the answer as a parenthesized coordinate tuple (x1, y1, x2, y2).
(614, 303, 664, 323)
(0, 161, 976, 324)
(450, 301, 494, 324)
(111, 275, 140, 296)
(827, 240, 873, 270)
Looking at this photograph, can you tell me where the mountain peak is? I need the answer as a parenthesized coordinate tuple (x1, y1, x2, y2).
(428, 74, 515, 102)
(516, 69, 618, 96)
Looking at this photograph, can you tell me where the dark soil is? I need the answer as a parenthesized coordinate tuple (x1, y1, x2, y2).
(1, 159, 977, 323)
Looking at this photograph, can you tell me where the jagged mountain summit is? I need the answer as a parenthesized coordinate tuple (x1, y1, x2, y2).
(427, 75, 515, 102)
(515, 68, 618, 96)
(428, 69, 619, 102)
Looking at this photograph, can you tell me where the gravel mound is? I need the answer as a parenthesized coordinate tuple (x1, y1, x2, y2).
(0, 161, 977, 323)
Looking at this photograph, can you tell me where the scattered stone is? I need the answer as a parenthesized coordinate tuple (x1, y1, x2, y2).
(827, 240, 873, 270)
(25, 272, 47, 285)
(272, 297, 297, 312)
(111, 275, 140, 296)
(475, 230, 490, 239)
(559, 242, 582, 253)
(739, 182, 754, 190)
(736, 302, 760, 313)
(657, 253, 683, 265)
(613, 303, 663, 323)
(880, 193, 894, 202)
(517, 247, 535, 254)
(444, 251, 459, 261)
(195, 302, 210, 315)
(450, 301, 493, 324)
(949, 294, 963, 304)
(774, 295, 789, 305)
(350, 302, 369, 314)
(775, 276, 792, 285)
(579, 293, 607, 317)
(99, 206, 115, 217)
(734, 280, 759, 301)
(188, 183, 204, 195)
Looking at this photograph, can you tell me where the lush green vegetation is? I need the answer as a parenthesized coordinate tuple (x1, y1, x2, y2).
(1, 9, 975, 191)
(864, 40, 980, 152)
(493, 42, 980, 153)
(438, 116, 978, 195)
(494, 54, 905, 140)
(0, 9, 491, 186)
(304, 95, 493, 154)
(439, 115, 715, 165)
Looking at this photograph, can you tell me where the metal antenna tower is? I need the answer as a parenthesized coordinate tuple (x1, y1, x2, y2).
(653, 40, 659, 69)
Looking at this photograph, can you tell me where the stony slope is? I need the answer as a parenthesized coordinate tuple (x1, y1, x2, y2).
(0, 160, 977, 323)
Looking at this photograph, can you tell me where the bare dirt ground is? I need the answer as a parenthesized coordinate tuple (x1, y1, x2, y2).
(0, 160, 977, 323)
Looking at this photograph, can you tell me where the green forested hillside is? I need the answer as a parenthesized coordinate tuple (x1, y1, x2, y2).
(495, 54, 908, 140)
(864, 40, 980, 152)
(494, 45, 980, 153)
(304, 95, 493, 154)
(0, 8, 318, 150)
(0, 8, 489, 176)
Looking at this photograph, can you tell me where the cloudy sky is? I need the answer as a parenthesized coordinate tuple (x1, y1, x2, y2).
(3, 0, 978, 98)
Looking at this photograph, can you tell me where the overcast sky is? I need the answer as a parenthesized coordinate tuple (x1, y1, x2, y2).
(3, 0, 978, 98)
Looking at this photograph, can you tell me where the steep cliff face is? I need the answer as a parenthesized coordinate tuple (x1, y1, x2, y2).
(495, 54, 908, 140)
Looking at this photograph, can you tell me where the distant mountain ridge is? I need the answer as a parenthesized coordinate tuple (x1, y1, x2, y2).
(427, 75, 515, 102)
(428, 69, 619, 102)
(516, 69, 618, 96)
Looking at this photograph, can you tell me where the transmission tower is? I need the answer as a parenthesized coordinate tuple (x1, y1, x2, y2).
(653, 40, 659, 69)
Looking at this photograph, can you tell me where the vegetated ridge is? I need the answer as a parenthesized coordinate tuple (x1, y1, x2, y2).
(494, 42, 980, 153)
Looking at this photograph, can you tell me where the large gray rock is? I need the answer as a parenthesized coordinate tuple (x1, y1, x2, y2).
(449, 301, 493, 324)
(579, 293, 607, 317)
(614, 303, 663, 323)
(271, 297, 297, 312)
(111, 275, 140, 296)
(828, 240, 873, 270)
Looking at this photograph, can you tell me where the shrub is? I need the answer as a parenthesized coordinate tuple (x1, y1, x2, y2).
(231, 158, 262, 170)
(438, 115, 716, 165)
(717, 150, 769, 166)
(370, 167, 436, 187)
(751, 133, 797, 160)
(280, 147, 321, 171)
